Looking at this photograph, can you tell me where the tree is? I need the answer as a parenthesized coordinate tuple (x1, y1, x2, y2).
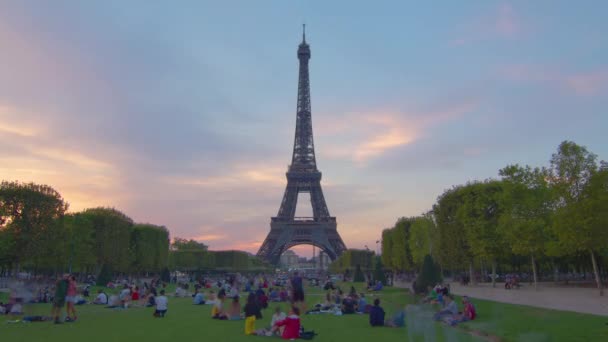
(414, 255, 442, 294)
(433, 186, 473, 281)
(549, 141, 605, 295)
(131, 224, 170, 274)
(457, 181, 507, 288)
(0, 181, 68, 271)
(373, 256, 387, 285)
(353, 264, 365, 282)
(172, 238, 208, 251)
(409, 215, 435, 269)
(81, 207, 134, 274)
(390, 218, 415, 272)
(499, 164, 553, 290)
(381, 228, 394, 269)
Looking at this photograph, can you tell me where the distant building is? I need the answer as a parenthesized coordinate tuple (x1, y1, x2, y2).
(280, 250, 299, 268)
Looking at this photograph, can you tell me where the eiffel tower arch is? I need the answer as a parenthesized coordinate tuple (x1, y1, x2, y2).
(257, 26, 347, 265)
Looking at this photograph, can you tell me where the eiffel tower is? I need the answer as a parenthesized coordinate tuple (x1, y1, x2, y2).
(257, 26, 347, 265)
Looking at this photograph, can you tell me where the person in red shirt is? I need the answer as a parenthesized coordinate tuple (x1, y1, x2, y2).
(273, 306, 301, 340)
(131, 286, 140, 301)
(462, 296, 476, 320)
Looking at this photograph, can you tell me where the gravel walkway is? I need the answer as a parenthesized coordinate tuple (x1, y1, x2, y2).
(395, 281, 608, 316)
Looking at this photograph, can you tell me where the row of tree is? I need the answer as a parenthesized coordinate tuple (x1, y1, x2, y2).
(0, 181, 170, 275)
(169, 238, 272, 273)
(0, 182, 276, 277)
(381, 141, 608, 294)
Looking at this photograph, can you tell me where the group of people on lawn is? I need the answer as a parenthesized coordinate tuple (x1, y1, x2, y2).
(423, 284, 477, 326)
(207, 271, 305, 339)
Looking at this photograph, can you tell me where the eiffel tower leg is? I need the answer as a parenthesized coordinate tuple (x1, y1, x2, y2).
(276, 181, 299, 218)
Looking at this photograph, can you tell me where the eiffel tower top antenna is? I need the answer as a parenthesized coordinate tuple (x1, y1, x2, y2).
(302, 23, 306, 43)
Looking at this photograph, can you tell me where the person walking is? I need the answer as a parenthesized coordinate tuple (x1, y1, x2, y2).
(65, 275, 78, 321)
(51, 274, 69, 324)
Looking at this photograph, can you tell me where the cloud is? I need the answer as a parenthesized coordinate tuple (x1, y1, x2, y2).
(499, 65, 608, 96)
(450, 2, 524, 46)
(316, 101, 476, 165)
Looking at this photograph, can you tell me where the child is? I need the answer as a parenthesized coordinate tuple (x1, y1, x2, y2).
(244, 293, 262, 335)
(273, 306, 301, 340)
(154, 290, 168, 318)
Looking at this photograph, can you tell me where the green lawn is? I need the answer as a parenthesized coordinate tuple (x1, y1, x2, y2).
(0, 283, 605, 342)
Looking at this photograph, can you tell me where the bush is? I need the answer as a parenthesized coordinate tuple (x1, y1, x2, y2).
(353, 264, 365, 282)
(414, 255, 442, 294)
(160, 267, 171, 283)
(96, 264, 113, 286)
(373, 257, 387, 285)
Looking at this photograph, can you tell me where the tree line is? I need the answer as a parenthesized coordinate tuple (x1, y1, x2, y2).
(381, 141, 608, 294)
(0, 182, 272, 278)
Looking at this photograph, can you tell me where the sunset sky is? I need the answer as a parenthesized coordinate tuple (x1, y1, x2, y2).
(1, 1, 607, 257)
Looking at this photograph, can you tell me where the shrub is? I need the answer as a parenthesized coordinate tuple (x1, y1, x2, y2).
(96, 264, 113, 286)
(353, 264, 365, 282)
(414, 255, 442, 294)
(373, 257, 387, 285)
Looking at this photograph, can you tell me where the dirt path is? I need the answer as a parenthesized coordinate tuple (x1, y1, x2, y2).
(395, 281, 608, 316)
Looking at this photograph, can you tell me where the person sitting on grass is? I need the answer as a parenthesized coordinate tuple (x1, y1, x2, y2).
(357, 293, 367, 314)
(206, 290, 217, 304)
(269, 287, 279, 302)
(153, 290, 168, 318)
(270, 306, 286, 336)
(444, 296, 477, 326)
(423, 286, 438, 303)
(369, 298, 385, 327)
(372, 280, 383, 291)
(385, 309, 405, 327)
(462, 296, 476, 320)
(244, 293, 262, 335)
(212, 293, 228, 320)
(119, 284, 131, 308)
(93, 290, 108, 305)
(272, 306, 301, 340)
(279, 287, 288, 302)
(434, 295, 458, 321)
(342, 295, 356, 314)
(228, 296, 242, 320)
(193, 289, 205, 305)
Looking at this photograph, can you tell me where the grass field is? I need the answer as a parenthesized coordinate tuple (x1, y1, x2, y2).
(1, 283, 606, 342)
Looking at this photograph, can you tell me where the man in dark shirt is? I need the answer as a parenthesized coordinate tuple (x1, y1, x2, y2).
(369, 298, 385, 326)
(291, 272, 305, 310)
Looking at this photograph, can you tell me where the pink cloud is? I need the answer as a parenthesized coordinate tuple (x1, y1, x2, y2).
(565, 70, 608, 96)
(499, 64, 608, 96)
(450, 2, 524, 46)
(316, 101, 476, 165)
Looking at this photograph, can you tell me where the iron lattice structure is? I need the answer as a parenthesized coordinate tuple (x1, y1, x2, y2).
(257, 27, 347, 265)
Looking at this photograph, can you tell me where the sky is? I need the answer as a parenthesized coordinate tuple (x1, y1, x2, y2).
(1, 1, 607, 257)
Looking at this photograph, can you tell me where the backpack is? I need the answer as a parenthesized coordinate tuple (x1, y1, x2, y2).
(300, 331, 318, 340)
